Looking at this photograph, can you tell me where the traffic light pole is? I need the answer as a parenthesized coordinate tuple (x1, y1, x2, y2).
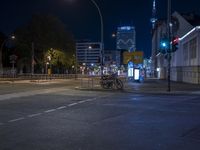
(167, 0, 172, 92)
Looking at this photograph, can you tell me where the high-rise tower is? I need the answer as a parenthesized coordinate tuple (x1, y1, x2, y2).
(150, 0, 157, 29)
(116, 26, 136, 52)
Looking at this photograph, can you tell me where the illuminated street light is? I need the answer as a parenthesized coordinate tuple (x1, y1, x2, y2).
(89, 45, 92, 49)
(112, 33, 116, 38)
(67, 0, 104, 76)
(89, 0, 104, 76)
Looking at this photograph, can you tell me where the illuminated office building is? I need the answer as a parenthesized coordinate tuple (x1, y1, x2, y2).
(76, 41, 101, 66)
(116, 26, 136, 52)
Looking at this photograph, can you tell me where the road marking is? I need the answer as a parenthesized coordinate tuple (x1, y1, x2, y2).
(68, 103, 78, 107)
(56, 106, 66, 110)
(77, 100, 86, 104)
(8, 117, 25, 123)
(28, 113, 42, 118)
(1, 95, 108, 125)
(68, 97, 98, 106)
(44, 109, 56, 113)
(84, 97, 97, 102)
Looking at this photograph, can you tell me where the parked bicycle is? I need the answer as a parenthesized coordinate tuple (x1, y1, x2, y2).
(100, 73, 123, 90)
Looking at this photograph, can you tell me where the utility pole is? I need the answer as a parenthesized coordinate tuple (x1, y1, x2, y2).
(31, 42, 34, 75)
(89, 0, 104, 76)
(150, 0, 157, 29)
(167, 0, 172, 92)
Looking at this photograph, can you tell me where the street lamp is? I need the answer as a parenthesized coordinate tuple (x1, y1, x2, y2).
(0, 35, 15, 72)
(89, 0, 104, 76)
(68, 0, 104, 76)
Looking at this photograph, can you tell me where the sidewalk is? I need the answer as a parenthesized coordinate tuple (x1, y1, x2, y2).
(124, 78, 200, 94)
(76, 78, 200, 95)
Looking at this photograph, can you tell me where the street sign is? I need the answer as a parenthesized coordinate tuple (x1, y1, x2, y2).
(123, 51, 143, 64)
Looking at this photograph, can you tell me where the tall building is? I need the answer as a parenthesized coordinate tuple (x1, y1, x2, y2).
(150, 0, 157, 29)
(116, 26, 136, 52)
(76, 40, 102, 66)
(115, 26, 136, 67)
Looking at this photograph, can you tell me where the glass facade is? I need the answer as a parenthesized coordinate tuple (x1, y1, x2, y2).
(76, 42, 101, 66)
(116, 26, 136, 52)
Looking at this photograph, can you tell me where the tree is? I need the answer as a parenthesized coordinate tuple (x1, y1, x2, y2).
(0, 32, 7, 70)
(14, 14, 75, 73)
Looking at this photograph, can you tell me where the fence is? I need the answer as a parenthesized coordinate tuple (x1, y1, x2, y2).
(0, 73, 128, 90)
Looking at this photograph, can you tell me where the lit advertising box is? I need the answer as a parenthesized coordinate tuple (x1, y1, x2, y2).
(123, 51, 143, 64)
(134, 68, 140, 80)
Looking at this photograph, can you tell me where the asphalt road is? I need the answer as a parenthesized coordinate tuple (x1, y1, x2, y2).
(0, 81, 200, 150)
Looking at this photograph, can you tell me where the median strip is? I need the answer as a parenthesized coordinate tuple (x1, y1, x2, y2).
(0, 88, 70, 101)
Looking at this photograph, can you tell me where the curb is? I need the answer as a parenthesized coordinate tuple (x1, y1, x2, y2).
(74, 86, 200, 95)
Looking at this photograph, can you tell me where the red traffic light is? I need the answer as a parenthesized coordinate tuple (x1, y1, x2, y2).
(172, 36, 179, 45)
(172, 36, 179, 52)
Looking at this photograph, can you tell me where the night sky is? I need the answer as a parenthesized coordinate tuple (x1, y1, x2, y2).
(1, 0, 200, 58)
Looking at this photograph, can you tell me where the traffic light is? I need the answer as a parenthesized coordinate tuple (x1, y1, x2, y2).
(159, 38, 169, 54)
(172, 36, 179, 52)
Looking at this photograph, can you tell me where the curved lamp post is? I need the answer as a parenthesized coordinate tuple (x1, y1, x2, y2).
(89, 0, 104, 76)
(68, 0, 104, 76)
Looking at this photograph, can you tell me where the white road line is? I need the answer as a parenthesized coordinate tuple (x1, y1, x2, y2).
(56, 106, 67, 110)
(68, 97, 97, 106)
(44, 109, 56, 113)
(28, 113, 42, 118)
(68, 103, 78, 107)
(77, 100, 86, 104)
(84, 98, 96, 102)
(1, 96, 109, 125)
(8, 117, 25, 123)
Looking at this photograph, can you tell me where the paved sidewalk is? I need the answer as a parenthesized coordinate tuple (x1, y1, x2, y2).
(76, 77, 200, 95)
(123, 78, 200, 94)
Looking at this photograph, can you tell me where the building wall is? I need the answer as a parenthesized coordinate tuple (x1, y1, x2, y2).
(76, 42, 101, 66)
(151, 20, 167, 78)
(173, 12, 194, 37)
(171, 28, 200, 84)
(171, 12, 196, 67)
(171, 66, 200, 84)
(116, 26, 136, 51)
(152, 11, 200, 84)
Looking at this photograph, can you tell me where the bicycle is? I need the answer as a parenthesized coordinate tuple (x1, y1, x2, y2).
(100, 73, 123, 90)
